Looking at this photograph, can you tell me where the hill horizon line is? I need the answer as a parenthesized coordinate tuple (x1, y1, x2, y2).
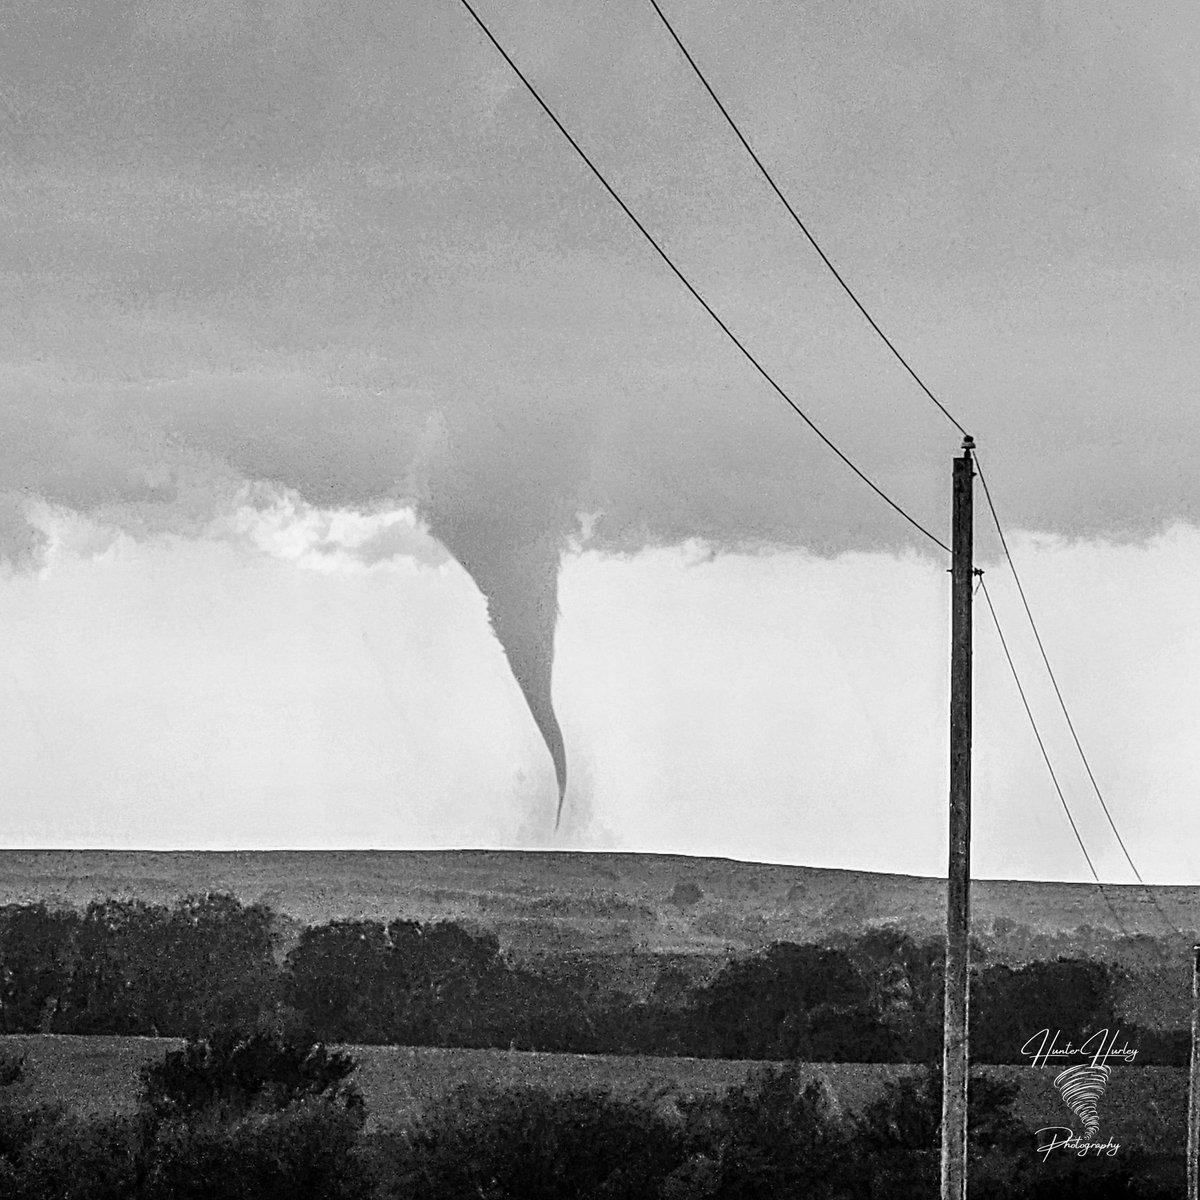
(2, 846, 1195, 892)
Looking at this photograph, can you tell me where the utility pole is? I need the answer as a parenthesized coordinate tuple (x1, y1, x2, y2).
(941, 436, 975, 1200)
(1189, 943, 1200, 1200)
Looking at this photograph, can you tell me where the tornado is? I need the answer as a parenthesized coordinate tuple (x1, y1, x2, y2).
(428, 519, 569, 826)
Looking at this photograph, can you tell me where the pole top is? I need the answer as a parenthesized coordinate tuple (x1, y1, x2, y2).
(961, 435, 976, 452)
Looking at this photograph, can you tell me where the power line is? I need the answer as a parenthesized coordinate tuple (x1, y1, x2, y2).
(645, 0, 1182, 939)
(645, 0, 969, 440)
(458, 0, 1186, 941)
(978, 578, 1133, 938)
(975, 456, 1189, 943)
(454, 0, 950, 556)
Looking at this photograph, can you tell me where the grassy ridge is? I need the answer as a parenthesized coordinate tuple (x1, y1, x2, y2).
(0, 1034, 1185, 1155)
(4, 848, 1195, 1029)
(3, 849, 1196, 955)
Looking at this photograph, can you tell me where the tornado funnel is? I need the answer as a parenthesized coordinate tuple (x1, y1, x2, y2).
(482, 553, 568, 826)
(431, 524, 568, 825)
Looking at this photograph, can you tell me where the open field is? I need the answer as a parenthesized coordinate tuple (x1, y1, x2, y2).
(0, 1034, 1186, 1154)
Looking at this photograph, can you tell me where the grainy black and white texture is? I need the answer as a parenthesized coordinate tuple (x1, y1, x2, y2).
(0, 2, 1198, 883)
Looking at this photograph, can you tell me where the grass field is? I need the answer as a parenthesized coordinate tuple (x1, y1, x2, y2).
(0, 1035, 1186, 1154)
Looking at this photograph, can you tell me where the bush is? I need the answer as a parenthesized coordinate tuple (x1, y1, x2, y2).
(56, 895, 282, 1038)
(972, 959, 1116, 1064)
(0, 1100, 374, 1200)
(382, 1083, 690, 1199)
(0, 1050, 25, 1087)
(0, 903, 80, 1033)
(0, 1106, 142, 1200)
(850, 1065, 1033, 1199)
(678, 1064, 850, 1199)
(690, 942, 886, 1060)
(141, 1101, 372, 1200)
(139, 1031, 362, 1124)
(0, 1029, 371, 1200)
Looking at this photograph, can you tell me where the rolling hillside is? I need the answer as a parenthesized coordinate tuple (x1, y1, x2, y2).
(0, 848, 1193, 957)
(1, 849, 1196, 1028)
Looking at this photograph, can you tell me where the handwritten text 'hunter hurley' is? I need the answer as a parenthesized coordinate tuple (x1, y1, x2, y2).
(1020, 1028, 1138, 1070)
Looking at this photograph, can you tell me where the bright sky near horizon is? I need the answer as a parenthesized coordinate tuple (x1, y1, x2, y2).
(2, 2, 1199, 895)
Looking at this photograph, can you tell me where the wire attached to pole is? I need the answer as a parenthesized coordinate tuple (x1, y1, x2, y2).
(979, 578, 1133, 938)
(454, 0, 950, 556)
(975, 456, 1188, 943)
(646, 0, 969, 440)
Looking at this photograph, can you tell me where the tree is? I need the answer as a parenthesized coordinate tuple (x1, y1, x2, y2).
(675, 1066, 849, 1200)
(693, 942, 880, 1059)
(58, 899, 168, 1035)
(140, 1101, 371, 1200)
(139, 1030, 362, 1123)
(845, 926, 945, 1061)
(387, 1084, 688, 1199)
(154, 894, 281, 1037)
(973, 958, 1116, 1063)
(283, 920, 392, 1042)
(0, 903, 80, 1032)
(851, 1065, 1032, 1200)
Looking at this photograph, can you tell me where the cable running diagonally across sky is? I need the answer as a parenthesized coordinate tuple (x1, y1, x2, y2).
(454, 0, 949, 555)
(975, 456, 1188, 941)
(458, 0, 1178, 926)
(648, 0, 1177, 927)
(979, 579, 1133, 937)
(646, 0, 969, 439)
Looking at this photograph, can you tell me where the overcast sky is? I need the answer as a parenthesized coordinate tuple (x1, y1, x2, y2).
(2, 1, 1198, 896)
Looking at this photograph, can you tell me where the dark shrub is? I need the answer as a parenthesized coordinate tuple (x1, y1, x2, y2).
(57, 899, 170, 1035)
(283, 920, 393, 1044)
(140, 1030, 361, 1123)
(668, 881, 704, 907)
(851, 1065, 1033, 1199)
(692, 942, 884, 1059)
(973, 959, 1116, 1064)
(154, 894, 282, 1038)
(678, 1064, 849, 1199)
(0, 1106, 141, 1200)
(141, 1101, 371, 1200)
(384, 1083, 689, 1199)
(0, 1049, 26, 1087)
(0, 903, 81, 1033)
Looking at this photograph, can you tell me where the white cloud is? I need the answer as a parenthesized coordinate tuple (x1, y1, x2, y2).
(216, 485, 452, 574)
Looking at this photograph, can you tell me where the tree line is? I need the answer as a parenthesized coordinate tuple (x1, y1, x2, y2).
(0, 1029, 1180, 1199)
(0, 896, 1186, 1064)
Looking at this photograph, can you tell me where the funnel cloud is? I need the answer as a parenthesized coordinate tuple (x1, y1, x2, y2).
(2, 1, 1198, 831)
(440, 532, 569, 820)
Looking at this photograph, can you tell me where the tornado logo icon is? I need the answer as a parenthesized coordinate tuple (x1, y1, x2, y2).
(1053, 1063, 1110, 1138)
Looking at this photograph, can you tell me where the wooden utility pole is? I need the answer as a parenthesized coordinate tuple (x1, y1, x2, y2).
(1189, 944, 1200, 1200)
(941, 436, 975, 1200)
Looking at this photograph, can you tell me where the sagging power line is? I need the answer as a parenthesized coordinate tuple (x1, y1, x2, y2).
(454, 0, 949, 555)
(646, 0, 969, 439)
(978, 578, 1134, 938)
(456, 0, 1179, 944)
(645, 0, 1177, 932)
(975, 456, 1188, 943)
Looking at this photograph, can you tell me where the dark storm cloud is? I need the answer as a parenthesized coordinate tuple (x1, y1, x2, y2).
(2, 0, 1198, 808)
